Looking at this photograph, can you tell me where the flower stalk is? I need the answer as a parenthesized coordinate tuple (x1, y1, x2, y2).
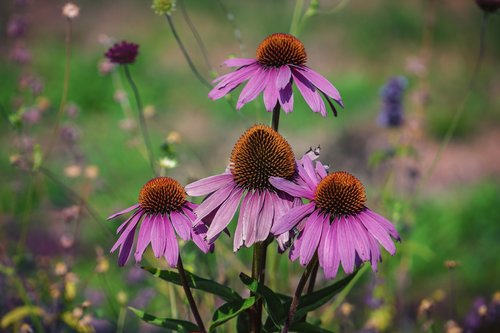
(177, 256, 207, 333)
(123, 64, 157, 176)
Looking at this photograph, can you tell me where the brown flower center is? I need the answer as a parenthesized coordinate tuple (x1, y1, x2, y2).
(230, 125, 296, 191)
(256, 33, 307, 68)
(138, 177, 186, 214)
(315, 172, 366, 216)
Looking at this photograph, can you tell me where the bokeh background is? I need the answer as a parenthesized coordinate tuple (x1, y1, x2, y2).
(1, 0, 499, 332)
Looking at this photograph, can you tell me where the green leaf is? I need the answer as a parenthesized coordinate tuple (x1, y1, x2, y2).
(239, 273, 286, 327)
(142, 266, 241, 302)
(209, 297, 256, 332)
(129, 307, 199, 333)
(32, 144, 43, 171)
(294, 270, 358, 320)
(289, 322, 334, 333)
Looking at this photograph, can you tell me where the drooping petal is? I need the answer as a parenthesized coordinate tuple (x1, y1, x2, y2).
(279, 81, 294, 113)
(255, 191, 274, 242)
(358, 212, 396, 255)
(323, 217, 340, 279)
(347, 216, 371, 262)
(263, 68, 279, 111)
(245, 191, 264, 247)
(299, 211, 324, 266)
(206, 187, 243, 242)
(269, 176, 313, 199)
(276, 66, 292, 90)
(271, 202, 315, 235)
(237, 68, 270, 109)
(185, 172, 234, 197)
(317, 214, 331, 269)
(363, 209, 400, 241)
(209, 63, 260, 100)
(223, 58, 257, 67)
(292, 69, 326, 116)
(170, 211, 192, 241)
(134, 214, 154, 262)
(150, 214, 167, 258)
(337, 217, 356, 274)
(234, 192, 251, 251)
(194, 182, 236, 221)
(289, 231, 304, 262)
(300, 67, 343, 106)
(107, 204, 140, 220)
(163, 215, 179, 267)
(111, 212, 142, 252)
(118, 226, 136, 266)
(116, 208, 143, 235)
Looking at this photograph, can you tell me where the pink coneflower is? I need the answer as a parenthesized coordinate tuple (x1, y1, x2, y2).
(270, 155, 400, 279)
(186, 124, 299, 251)
(209, 33, 343, 116)
(108, 177, 211, 267)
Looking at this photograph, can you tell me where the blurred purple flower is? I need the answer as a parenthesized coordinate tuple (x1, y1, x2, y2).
(105, 41, 139, 64)
(7, 16, 27, 38)
(65, 103, 80, 118)
(464, 298, 487, 332)
(269, 154, 400, 279)
(9, 43, 31, 64)
(21, 107, 41, 124)
(108, 177, 211, 267)
(60, 125, 80, 144)
(209, 33, 343, 116)
(185, 124, 299, 251)
(130, 288, 155, 309)
(378, 76, 408, 128)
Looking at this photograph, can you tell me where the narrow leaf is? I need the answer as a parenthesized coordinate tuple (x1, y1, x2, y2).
(294, 270, 358, 320)
(129, 307, 199, 333)
(239, 273, 285, 326)
(142, 266, 241, 302)
(209, 297, 256, 332)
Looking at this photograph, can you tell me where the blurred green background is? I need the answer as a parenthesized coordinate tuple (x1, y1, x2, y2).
(1, 0, 499, 332)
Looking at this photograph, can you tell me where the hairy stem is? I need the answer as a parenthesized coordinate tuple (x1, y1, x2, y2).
(282, 257, 317, 333)
(123, 65, 156, 176)
(177, 256, 207, 333)
(164, 14, 212, 89)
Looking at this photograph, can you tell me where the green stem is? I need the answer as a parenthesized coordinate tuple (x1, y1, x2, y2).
(282, 257, 317, 333)
(289, 0, 304, 36)
(123, 65, 156, 177)
(177, 256, 207, 333)
(250, 242, 267, 333)
(271, 103, 281, 131)
(164, 14, 212, 89)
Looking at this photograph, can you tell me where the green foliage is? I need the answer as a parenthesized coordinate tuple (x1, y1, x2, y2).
(209, 297, 256, 332)
(129, 307, 199, 332)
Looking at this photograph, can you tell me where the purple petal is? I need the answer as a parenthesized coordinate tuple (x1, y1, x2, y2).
(276, 66, 292, 90)
(279, 81, 294, 113)
(299, 211, 324, 266)
(302, 154, 320, 187)
(185, 172, 234, 197)
(116, 208, 143, 234)
(107, 204, 140, 220)
(208, 63, 260, 100)
(263, 68, 279, 111)
(296, 156, 319, 194)
(134, 214, 154, 262)
(292, 69, 326, 116)
(118, 226, 136, 266)
(366, 232, 381, 271)
(194, 182, 236, 221)
(271, 202, 315, 235)
(236, 68, 269, 109)
(289, 231, 304, 262)
(269, 176, 313, 199)
(315, 161, 327, 179)
(300, 67, 343, 106)
(191, 229, 211, 253)
(111, 212, 142, 252)
(163, 216, 179, 267)
(337, 217, 356, 274)
(244, 191, 263, 246)
(255, 191, 274, 242)
(169, 211, 192, 241)
(364, 209, 400, 241)
(323, 217, 340, 279)
(150, 215, 167, 258)
(347, 216, 371, 262)
(358, 211, 396, 255)
(223, 58, 256, 67)
(317, 215, 331, 269)
(234, 192, 251, 251)
(206, 187, 243, 242)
